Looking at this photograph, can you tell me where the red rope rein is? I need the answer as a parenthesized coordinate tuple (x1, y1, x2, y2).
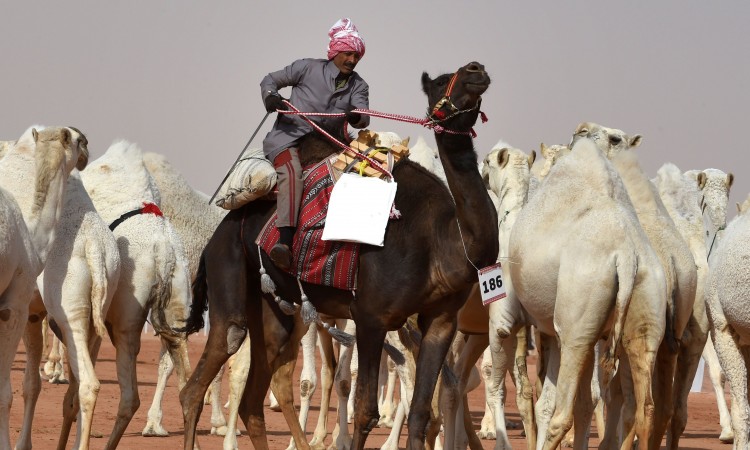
(277, 99, 489, 179)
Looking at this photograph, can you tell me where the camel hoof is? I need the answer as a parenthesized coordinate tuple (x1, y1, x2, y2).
(49, 375, 69, 385)
(269, 403, 282, 412)
(142, 423, 169, 437)
(310, 439, 327, 450)
(377, 417, 393, 428)
(90, 430, 104, 438)
(477, 429, 496, 440)
(505, 420, 521, 430)
(719, 429, 734, 443)
(330, 437, 352, 450)
(211, 425, 227, 436)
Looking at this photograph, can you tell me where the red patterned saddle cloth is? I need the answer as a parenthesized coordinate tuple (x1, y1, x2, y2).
(256, 159, 359, 290)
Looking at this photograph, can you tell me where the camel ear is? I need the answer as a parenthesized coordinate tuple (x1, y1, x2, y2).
(497, 148, 510, 169)
(528, 150, 536, 167)
(629, 134, 643, 148)
(421, 72, 432, 94)
(727, 173, 734, 191)
(573, 123, 589, 135)
(401, 137, 410, 147)
(541, 143, 553, 159)
(697, 172, 707, 190)
(60, 128, 71, 147)
(32, 128, 38, 142)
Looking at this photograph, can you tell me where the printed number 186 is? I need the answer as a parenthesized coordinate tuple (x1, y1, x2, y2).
(482, 275, 503, 294)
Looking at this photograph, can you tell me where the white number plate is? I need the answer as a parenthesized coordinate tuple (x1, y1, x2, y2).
(478, 263, 506, 306)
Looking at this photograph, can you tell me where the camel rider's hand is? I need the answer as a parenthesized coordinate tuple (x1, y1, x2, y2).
(264, 93, 288, 112)
(345, 108, 361, 124)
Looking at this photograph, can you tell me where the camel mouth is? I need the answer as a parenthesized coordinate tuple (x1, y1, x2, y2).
(465, 81, 489, 95)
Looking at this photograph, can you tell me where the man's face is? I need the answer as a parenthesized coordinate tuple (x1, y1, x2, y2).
(332, 51, 361, 75)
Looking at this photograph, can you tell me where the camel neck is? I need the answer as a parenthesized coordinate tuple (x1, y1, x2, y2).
(435, 133, 498, 268)
(0, 148, 67, 265)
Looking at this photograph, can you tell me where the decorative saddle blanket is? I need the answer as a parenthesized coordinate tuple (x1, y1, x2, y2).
(256, 159, 360, 290)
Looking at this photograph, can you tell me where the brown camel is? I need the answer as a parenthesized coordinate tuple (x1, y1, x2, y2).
(178, 61, 497, 450)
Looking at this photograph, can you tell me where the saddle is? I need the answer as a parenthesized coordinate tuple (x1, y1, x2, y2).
(255, 130, 409, 290)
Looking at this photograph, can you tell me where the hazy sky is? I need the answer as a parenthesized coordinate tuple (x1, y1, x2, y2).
(2, 1, 749, 215)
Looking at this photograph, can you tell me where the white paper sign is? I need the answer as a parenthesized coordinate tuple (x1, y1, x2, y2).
(479, 263, 506, 306)
(321, 173, 398, 246)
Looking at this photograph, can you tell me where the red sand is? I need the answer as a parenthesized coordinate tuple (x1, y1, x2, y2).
(10, 333, 732, 449)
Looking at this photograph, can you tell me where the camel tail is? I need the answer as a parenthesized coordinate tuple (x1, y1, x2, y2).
(148, 234, 180, 339)
(603, 250, 637, 376)
(176, 252, 208, 335)
(85, 238, 109, 337)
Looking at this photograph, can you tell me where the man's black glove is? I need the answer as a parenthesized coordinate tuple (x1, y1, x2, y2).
(345, 109, 361, 124)
(264, 93, 287, 112)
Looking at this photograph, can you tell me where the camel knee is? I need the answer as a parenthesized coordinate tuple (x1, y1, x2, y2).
(300, 378, 315, 399)
(337, 379, 350, 398)
(226, 324, 246, 355)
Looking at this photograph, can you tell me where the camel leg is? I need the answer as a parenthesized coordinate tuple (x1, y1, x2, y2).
(45, 333, 68, 383)
(310, 324, 336, 450)
(487, 327, 520, 450)
(534, 335, 558, 450)
(220, 335, 250, 450)
(626, 334, 659, 450)
(349, 317, 386, 450)
(512, 326, 536, 450)
(379, 353, 398, 428)
(404, 312, 457, 450)
(142, 343, 173, 436)
(648, 342, 677, 449)
(478, 347, 496, 439)
(16, 309, 45, 450)
(381, 389, 408, 450)
(286, 321, 319, 450)
(444, 333, 486, 450)
(667, 316, 708, 450)
(104, 323, 145, 449)
(540, 339, 595, 450)
(347, 342, 359, 424)
(703, 334, 734, 442)
(270, 314, 311, 450)
(710, 325, 750, 449)
(598, 366, 623, 450)
(331, 319, 356, 450)
(56, 321, 103, 450)
(209, 365, 229, 435)
(571, 361, 595, 450)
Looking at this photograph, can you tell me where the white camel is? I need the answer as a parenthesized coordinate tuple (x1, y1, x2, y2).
(705, 193, 750, 450)
(653, 162, 725, 448)
(510, 135, 667, 450)
(22, 165, 121, 450)
(141, 151, 229, 436)
(440, 143, 537, 450)
(685, 167, 735, 443)
(574, 122, 697, 449)
(0, 126, 88, 449)
(79, 140, 193, 449)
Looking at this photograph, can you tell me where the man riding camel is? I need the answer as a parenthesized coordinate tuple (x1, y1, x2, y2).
(261, 17, 370, 270)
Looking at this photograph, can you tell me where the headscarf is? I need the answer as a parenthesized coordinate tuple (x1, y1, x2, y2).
(326, 18, 365, 60)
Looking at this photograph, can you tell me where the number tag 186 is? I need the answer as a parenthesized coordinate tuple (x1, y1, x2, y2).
(478, 263, 506, 306)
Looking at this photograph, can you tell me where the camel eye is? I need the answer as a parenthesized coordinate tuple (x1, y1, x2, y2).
(609, 135, 623, 145)
(577, 128, 588, 135)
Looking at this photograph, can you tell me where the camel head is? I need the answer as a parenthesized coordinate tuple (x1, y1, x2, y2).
(571, 122, 642, 159)
(482, 145, 535, 201)
(538, 143, 570, 179)
(686, 168, 734, 239)
(67, 126, 90, 170)
(31, 126, 88, 214)
(422, 61, 490, 132)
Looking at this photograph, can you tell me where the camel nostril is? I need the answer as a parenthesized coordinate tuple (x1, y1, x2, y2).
(466, 62, 483, 73)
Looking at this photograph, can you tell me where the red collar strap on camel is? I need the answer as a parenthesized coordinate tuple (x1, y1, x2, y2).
(109, 202, 164, 231)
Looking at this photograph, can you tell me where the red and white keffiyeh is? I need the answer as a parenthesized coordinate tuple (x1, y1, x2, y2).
(326, 18, 365, 60)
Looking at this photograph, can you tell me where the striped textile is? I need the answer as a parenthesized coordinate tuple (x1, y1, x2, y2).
(256, 159, 359, 290)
